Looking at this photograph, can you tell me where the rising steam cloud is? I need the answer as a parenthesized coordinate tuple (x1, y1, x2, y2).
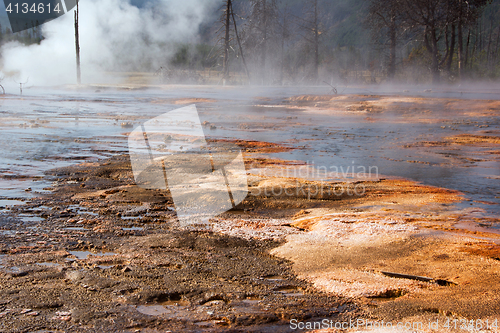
(1, 0, 217, 86)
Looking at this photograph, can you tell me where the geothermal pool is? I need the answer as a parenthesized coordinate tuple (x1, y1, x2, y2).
(0, 85, 499, 220)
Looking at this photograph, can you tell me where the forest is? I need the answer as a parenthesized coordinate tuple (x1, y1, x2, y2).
(198, 0, 500, 85)
(2, 0, 500, 85)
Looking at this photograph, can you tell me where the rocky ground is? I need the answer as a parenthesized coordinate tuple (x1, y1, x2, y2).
(2, 150, 498, 333)
(0, 151, 365, 333)
(1, 93, 499, 332)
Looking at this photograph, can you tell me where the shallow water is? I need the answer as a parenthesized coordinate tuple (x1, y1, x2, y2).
(207, 99, 500, 219)
(68, 251, 116, 260)
(36, 262, 61, 268)
(122, 226, 143, 231)
(0, 86, 498, 223)
(0, 199, 25, 207)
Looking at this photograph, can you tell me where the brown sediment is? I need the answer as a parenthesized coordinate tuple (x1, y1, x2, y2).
(286, 95, 384, 113)
(446, 133, 500, 145)
(148, 97, 216, 105)
(406, 133, 500, 148)
(285, 94, 500, 122)
(262, 167, 500, 332)
(1, 152, 498, 332)
(0, 149, 474, 332)
(247, 158, 307, 168)
(460, 243, 500, 260)
(207, 138, 294, 154)
(403, 141, 450, 148)
(171, 98, 216, 105)
(0, 154, 364, 332)
(2, 97, 499, 333)
(272, 211, 500, 332)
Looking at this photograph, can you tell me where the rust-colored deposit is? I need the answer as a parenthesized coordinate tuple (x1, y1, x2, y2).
(1, 149, 498, 332)
(285, 95, 500, 124)
(149, 97, 217, 105)
(447, 133, 500, 145)
(207, 138, 294, 154)
(1, 88, 499, 333)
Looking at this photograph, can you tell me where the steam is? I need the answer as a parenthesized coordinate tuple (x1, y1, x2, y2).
(1, 0, 217, 86)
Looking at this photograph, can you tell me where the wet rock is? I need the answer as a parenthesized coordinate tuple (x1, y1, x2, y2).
(121, 266, 132, 273)
(0, 153, 360, 332)
(201, 291, 227, 304)
(71, 307, 97, 323)
(0, 309, 11, 318)
(32, 301, 63, 309)
(52, 310, 71, 321)
(81, 275, 117, 290)
(65, 270, 85, 281)
(6, 270, 29, 278)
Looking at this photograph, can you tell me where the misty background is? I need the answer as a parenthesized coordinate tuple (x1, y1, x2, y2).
(0, 0, 499, 86)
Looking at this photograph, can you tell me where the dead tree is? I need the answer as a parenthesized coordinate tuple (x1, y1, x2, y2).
(393, 0, 490, 83)
(246, 0, 279, 84)
(366, 0, 403, 80)
(230, 1, 250, 80)
(222, 0, 231, 81)
(295, 0, 323, 83)
(398, 0, 449, 83)
(0, 76, 5, 94)
(217, 0, 249, 85)
(15, 77, 29, 95)
(312, 0, 319, 82)
(75, 0, 81, 85)
(278, 4, 292, 85)
(456, 0, 491, 79)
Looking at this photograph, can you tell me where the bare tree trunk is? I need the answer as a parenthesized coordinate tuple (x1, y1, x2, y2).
(471, 25, 478, 71)
(280, 28, 285, 85)
(478, 19, 483, 53)
(388, 16, 397, 80)
(74, 0, 81, 85)
(458, 0, 463, 80)
(465, 29, 471, 72)
(222, 0, 232, 84)
(431, 32, 440, 83)
(479, 17, 483, 52)
(447, 24, 456, 73)
(424, 27, 440, 84)
(313, 0, 319, 82)
(280, 6, 289, 85)
(493, 25, 500, 66)
(261, 0, 268, 85)
(487, 20, 493, 65)
(230, 1, 250, 80)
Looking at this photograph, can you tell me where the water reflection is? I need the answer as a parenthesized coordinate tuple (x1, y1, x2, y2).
(0, 87, 498, 219)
